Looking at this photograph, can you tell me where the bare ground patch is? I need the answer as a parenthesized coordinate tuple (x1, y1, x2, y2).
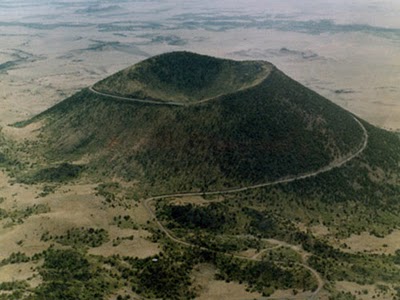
(192, 263, 261, 300)
(88, 226, 159, 258)
(0, 262, 41, 289)
(335, 281, 397, 300)
(2, 121, 44, 142)
(339, 231, 400, 254)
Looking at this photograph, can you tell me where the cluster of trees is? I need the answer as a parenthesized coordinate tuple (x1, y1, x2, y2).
(214, 254, 316, 296)
(95, 182, 120, 203)
(33, 248, 115, 300)
(186, 233, 263, 253)
(0, 204, 49, 225)
(112, 215, 138, 230)
(41, 227, 109, 248)
(19, 163, 83, 184)
(160, 202, 235, 232)
(0, 252, 30, 267)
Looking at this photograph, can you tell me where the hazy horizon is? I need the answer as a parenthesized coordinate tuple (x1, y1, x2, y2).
(0, 0, 399, 129)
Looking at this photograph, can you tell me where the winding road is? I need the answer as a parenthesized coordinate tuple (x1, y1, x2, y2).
(90, 85, 369, 299)
(141, 116, 367, 300)
(91, 81, 368, 190)
(143, 198, 324, 300)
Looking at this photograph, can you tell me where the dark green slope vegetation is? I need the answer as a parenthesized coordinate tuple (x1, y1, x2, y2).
(24, 52, 363, 192)
(93, 51, 273, 103)
(156, 124, 400, 297)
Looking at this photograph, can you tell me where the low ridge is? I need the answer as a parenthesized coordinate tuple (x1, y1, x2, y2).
(22, 51, 365, 193)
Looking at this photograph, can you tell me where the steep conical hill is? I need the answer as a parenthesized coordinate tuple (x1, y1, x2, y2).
(24, 52, 365, 192)
(93, 51, 273, 104)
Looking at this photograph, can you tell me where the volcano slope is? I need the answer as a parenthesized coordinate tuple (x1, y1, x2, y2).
(22, 51, 364, 193)
(5, 51, 400, 300)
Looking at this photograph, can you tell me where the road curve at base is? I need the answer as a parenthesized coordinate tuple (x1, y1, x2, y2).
(140, 117, 368, 300)
(143, 197, 324, 300)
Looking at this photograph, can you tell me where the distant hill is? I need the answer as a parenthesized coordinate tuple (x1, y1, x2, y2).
(23, 52, 364, 192)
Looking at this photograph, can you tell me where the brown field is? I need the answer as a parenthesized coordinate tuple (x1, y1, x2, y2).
(336, 281, 397, 300)
(339, 230, 400, 254)
(192, 263, 261, 300)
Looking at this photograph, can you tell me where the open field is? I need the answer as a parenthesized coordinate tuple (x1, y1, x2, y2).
(0, 168, 160, 295)
(193, 263, 262, 300)
(335, 281, 398, 300)
(339, 230, 400, 255)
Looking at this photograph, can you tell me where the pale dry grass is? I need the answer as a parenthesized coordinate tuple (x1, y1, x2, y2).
(192, 263, 261, 300)
(236, 248, 258, 258)
(0, 262, 41, 288)
(88, 226, 160, 258)
(339, 230, 400, 254)
(335, 281, 396, 300)
(2, 120, 44, 141)
(310, 224, 330, 237)
(0, 168, 157, 282)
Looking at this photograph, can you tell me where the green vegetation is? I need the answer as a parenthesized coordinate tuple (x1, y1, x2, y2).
(112, 235, 134, 247)
(0, 252, 30, 267)
(260, 247, 302, 264)
(0, 281, 30, 299)
(160, 202, 236, 232)
(41, 227, 109, 248)
(154, 117, 400, 294)
(214, 255, 316, 296)
(94, 51, 272, 103)
(37, 185, 57, 197)
(95, 182, 120, 203)
(33, 248, 117, 300)
(96, 240, 317, 299)
(4, 52, 400, 299)
(0, 281, 29, 291)
(112, 215, 139, 230)
(0, 128, 26, 176)
(18, 163, 84, 184)
(187, 234, 264, 253)
(0, 204, 50, 228)
(21, 52, 364, 193)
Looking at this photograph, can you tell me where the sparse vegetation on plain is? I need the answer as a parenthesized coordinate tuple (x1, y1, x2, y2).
(0, 204, 50, 228)
(41, 227, 109, 248)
